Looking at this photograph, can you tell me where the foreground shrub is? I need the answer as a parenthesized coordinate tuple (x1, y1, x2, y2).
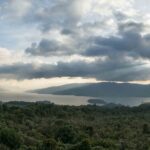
(38, 138, 58, 150)
(0, 128, 21, 149)
(55, 125, 77, 144)
(70, 139, 91, 150)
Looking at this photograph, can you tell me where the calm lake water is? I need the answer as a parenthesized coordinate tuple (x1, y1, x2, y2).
(0, 92, 150, 106)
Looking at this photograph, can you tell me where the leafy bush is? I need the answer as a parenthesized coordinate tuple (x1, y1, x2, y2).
(70, 139, 91, 150)
(38, 138, 58, 150)
(0, 128, 21, 149)
(55, 125, 77, 144)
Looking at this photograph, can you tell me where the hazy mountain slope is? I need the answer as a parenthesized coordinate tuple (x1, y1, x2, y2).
(52, 82, 150, 97)
(31, 83, 89, 94)
(32, 82, 150, 97)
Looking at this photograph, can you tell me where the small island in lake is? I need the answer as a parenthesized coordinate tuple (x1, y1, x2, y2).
(88, 98, 107, 105)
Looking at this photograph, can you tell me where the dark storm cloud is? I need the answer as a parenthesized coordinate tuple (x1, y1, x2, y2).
(118, 22, 144, 33)
(26, 39, 73, 56)
(26, 21, 150, 59)
(84, 32, 141, 57)
(22, 13, 150, 82)
(84, 21, 150, 59)
(61, 29, 75, 35)
(0, 57, 149, 81)
(23, 0, 149, 59)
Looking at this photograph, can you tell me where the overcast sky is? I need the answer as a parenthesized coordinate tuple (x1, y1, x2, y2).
(0, 0, 150, 92)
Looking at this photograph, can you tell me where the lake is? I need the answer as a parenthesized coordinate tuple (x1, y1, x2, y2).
(0, 91, 150, 106)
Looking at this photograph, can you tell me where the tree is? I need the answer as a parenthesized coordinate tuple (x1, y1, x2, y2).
(0, 128, 21, 149)
(55, 125, 77, 144)
(78, 139, 91, 150)
(39, 139, 58, 150)
(142, 123, 149, 134)
(71, 139, 91, 150)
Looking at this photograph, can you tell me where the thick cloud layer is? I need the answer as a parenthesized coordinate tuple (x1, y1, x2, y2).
(26, 39, 74, 56)
(84, 22, 150, 59)
(0, 56, 149, 81)
(0, 0, 150, 82)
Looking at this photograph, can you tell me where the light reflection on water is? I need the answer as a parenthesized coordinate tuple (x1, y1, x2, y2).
(0, 92, 150, 106)
(0, 92, 89, 106)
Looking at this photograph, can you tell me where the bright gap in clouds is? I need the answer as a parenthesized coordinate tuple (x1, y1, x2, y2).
(0, 77, 98, 92)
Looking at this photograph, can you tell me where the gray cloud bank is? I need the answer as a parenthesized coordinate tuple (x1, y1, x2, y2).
(0, 0, 150, 82)
(26, 21, 150, 59)
(22, 20, 150, 81)
(84, 22, 150, 59)
(0, 57, 149, 81)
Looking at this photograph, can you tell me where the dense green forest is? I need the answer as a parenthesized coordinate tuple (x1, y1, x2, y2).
(0, 101, 150, 150)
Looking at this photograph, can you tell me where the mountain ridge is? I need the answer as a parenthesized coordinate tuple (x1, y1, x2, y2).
(32, 82, 150, 97)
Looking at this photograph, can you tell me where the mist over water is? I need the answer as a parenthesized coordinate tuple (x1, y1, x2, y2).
(0, 92, 89, 106)
(0, 92, 150, 106)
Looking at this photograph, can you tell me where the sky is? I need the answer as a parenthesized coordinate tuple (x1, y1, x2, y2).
(0, 0, 150, 92)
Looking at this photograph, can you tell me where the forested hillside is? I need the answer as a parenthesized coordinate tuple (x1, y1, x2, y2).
(0, 102, 150, 150)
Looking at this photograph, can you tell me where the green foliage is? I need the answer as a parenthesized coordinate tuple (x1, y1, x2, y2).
(55, 125, 77, 144)
(0, 144, 9, 150)
(0, 128, 21, 149)
(0, 102, 149, 149)
(142, 123, 149, 134)
(38, 138, 58, 150)
(77, 139, 91, 150)
(70, 139, 91, 150)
